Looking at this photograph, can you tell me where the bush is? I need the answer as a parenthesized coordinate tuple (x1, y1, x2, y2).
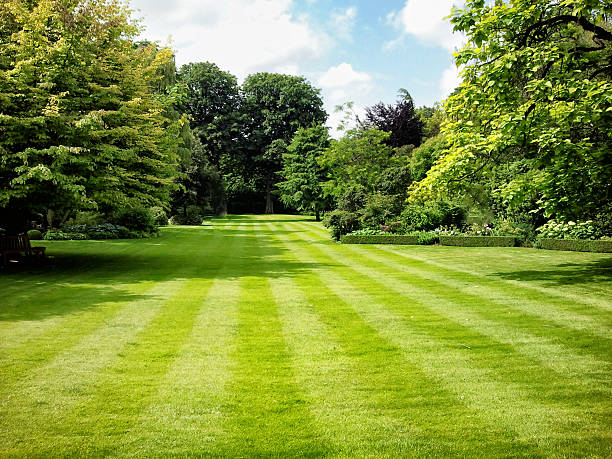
(409, 231, 439, 245)
(536, 238, 612, 253)
(170, 205, 205, 225)
(323, 210, 361, 241)
(112, 207, 156, 233)
(439, 235, 516, 247)
(360, 193, 399, 229)
(64, 211, 105, 227)
(347, 229, 386, 236)
(150, 207, 168, 226)
(341, 234, 419, 244)
(491, 218, 536, 245)
(401, 201, 467, 231)
(44, 231, 87, 240)
(61, 223, 132, 239)
(27, 229, 43, 240)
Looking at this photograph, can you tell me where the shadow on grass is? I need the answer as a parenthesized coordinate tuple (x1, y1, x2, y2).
(0, 223, 333, 321)
(490, 257, 612, 287)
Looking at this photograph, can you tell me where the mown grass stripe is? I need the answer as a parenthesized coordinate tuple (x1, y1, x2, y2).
(112, 225, 244, 457)
(0, 223, 230, 394)
(291, 222, 612, 360)
(214, 220, 328, 457)
(278, 222, 611, 456)
(0, 223, 235, 456)
(266, 222, 537, 457)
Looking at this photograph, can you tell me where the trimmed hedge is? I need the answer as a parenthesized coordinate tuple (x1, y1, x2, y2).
(439, 235, 516, 247)
(537, 238, 612, 253)
(341, 234, 419, 245)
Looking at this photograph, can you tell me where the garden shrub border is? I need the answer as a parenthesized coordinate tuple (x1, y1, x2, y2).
(341, 234, 419, 245)
(537, 238, 612, 253)
(439, 235, 517, 247)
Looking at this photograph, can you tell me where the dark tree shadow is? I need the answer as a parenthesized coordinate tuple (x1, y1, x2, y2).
(489, 258, 612, 287)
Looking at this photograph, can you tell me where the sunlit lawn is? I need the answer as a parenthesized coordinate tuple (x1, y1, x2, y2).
(1, 215, 610, 457)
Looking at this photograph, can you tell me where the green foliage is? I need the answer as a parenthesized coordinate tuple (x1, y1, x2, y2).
(64, 212, 105, 227)
(340, 234, 420, 245)
(150, 207, 168, 227)
(491, 218, 536, 245)
(170, 205, 205, 226)
(440, 236, 517, 247)
(409, 134, 447, 182)
(278, 125, 331, 220)
(360, 194, 401, 230)
(26, 229, 43, 240)
(320, 128, 395, 199)
(0, 0, 183, 224)
(416, 103, 445, 141)
(536, 238, 612, 253)
(323, 210, 361, 241)
(44, 231, 87, 241)
(364, 90, 423, 148)
(60, 223, 132, 239)
(111, 207, 156, 233)
(410, 231, 440, 245)
(401, 202, 467, 232)
(536, 220, 602, 240)
(412, 0, 612, 221)
(345, 229, 387, 236)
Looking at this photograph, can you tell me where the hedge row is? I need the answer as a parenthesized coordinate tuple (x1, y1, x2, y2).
(439, 235, 517, 247)
(537, 238, 612, 253)
(341, 234, 419, 245)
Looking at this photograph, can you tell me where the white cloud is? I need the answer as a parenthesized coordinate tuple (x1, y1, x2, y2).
(389, 0, 466, 52)
(330, 7, 357, 41)
(130, 0, 327, 78)
(440, 63, 461, 97)
(317, 63, 374, 136)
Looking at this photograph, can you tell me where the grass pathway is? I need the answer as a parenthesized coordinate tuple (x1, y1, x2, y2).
(0, 215, 610, 457)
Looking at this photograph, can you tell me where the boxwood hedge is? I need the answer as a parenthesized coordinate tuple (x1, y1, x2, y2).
(537, 238, 612, 253)
(439, 235, 516, 247)
(341, 234, 420, 245)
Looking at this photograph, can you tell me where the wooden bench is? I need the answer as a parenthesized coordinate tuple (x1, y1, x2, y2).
(0, 234, 46, 266)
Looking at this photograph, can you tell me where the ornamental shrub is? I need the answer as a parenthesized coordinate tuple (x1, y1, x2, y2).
(170, 205, 205, 225)
(44, 231, 87, 240)
(536, 220, 601, 240)
(323, 210, 361, 241)
(150, 207, 168, 226)
(439, 235, 516, 247)
(341, 234, 419, 244)
(401, 201, 467, 231)
(27, 229, 43, 240)
(537, 238, 612, 253)
(112, 207, 157, 233)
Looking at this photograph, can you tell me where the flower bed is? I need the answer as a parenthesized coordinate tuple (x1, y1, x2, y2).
(341, 234, 419, 245)
(537, 238, 612, 253)
(439, 235, 517, 247)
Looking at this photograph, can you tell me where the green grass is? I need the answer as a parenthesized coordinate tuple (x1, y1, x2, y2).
(1, 215, 611, 457)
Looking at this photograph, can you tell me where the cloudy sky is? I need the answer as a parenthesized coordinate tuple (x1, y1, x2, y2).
(129, 0, 465, 131)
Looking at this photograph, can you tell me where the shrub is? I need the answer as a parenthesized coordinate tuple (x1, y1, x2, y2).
(61, 223, 132, 239)
(408, 231, 439, 245)
(64, 211, 105, 226)
(27, 229, 43, 240)
(0, 228, 6, 235)
(360, 193, 399, 229)
(347, 229, 386, 236)
(44, 231, 87, 240)
(536, 238, 612, 253)
(491, 218, 536, 245)
(439, 235, 516, 247)
(170, 205, 205, 226)
(150, 207, 168, 226)
(323, 210, 361, 241)
(536, 220, 603, 240)
(112, 207, 156, 233)
(341, 234, 419, 244)
(401, 201, 467, 231)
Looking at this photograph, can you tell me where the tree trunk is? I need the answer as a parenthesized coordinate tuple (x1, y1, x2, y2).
(315, 208, 320, 221)
(217, 198, 228, 217)
(46, 209, 55, 229)
(265, 182, 274, 214)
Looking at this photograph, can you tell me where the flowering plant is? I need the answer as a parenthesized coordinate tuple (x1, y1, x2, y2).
(536, 220, 598, 240)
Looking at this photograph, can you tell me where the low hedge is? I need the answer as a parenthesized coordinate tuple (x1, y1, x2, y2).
(341, 234, 419, 245)
(439, 235, 516, 247)
(537, 238, 612, 253)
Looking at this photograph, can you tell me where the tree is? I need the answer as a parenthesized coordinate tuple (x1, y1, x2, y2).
(364, 89, 424, 148)
(411, 0, 612, 221)
(0, 0, 183, 229)
(176, 62, 241, 215)
(240, 73, 326, 213)
(277, 125, 331, 221)
(319, 128, 395, 199)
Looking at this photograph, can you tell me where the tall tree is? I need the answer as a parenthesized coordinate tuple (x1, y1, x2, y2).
(240, 73, 326, 213)
(411, 0, 612, 221)
(0, 0, 182, 229)
(177, 62, 241, 214)
(364, 89, 424, 148)
(277, 125, 331, 221)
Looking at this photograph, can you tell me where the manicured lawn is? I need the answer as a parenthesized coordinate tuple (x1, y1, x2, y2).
(1, 214, 611, 457)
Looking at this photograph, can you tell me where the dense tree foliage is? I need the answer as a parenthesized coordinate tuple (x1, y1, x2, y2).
(277, 125, 330, 221)
(412, 0, 612, 221)
(364, 89, 423, 148)
(240, 73, 326, 213)
(0, 0, 183, 229)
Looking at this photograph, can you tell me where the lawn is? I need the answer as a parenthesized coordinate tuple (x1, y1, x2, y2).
(1, 214, 611, 457)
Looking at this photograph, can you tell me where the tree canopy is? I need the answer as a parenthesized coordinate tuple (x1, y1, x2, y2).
(411, 0, 612, 221)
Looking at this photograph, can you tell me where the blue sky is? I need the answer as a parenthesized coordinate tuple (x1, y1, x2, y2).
(130, 0, 464, 131)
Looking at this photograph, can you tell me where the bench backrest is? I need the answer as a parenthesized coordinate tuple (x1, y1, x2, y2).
(0, 236, 22, 250)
